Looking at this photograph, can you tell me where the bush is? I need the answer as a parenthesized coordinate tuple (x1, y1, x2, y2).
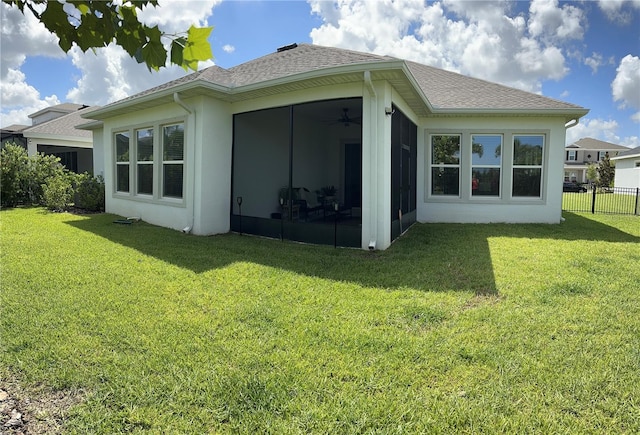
(1, 143, 30, 207)
(42, 172, 76, 212)
(75, 173, 105, 212)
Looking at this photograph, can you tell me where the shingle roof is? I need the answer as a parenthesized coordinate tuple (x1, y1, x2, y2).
(28, 103, 86, 119)
(227, 44, 394, 87)
(566, 137, 630, 151)
(405, 61, 583, 111)
(23, 107, 97, 139)
(611, 146, 640, 159)
(84, 43, 588, 119)
(1, 124, 29, 132)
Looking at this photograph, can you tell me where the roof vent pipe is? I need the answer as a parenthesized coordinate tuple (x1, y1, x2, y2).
(277, 43, 298, 53)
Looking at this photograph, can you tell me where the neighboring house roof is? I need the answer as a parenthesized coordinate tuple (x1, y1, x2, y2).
(1, 124, 29, 133)
(84, 43, 588, 122)
(23, 107, 97, 140)
(611, 146, 640, 160)
(28, 103, 86, 120)
(565, 137, 630, 151)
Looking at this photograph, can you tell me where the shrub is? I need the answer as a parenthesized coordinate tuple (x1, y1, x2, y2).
(75, 173, 105, 212)
(1, 143, 30, 207)
(28, 153, 66, 205)
(42, 172, 75, 212)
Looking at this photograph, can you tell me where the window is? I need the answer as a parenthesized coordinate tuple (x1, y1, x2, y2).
(162, 123, 184, 198)
(567, 150, 577, 161)
(113, 120, 185, 202)
(115, 131, 130, 192)
(512, 135, 544, 197)
(598, 151, 607, 161)
(431, 135, 460, 196)
(136, 128, 154, 195)
(471, 135, 501, 197)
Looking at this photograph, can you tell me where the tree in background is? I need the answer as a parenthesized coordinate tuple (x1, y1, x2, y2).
(596, 153, 615, 189)
(4, 0, 213, 71)
(586, 163, 598, 188)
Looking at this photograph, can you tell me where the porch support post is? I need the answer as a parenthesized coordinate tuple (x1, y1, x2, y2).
(362, 72, 393, 250)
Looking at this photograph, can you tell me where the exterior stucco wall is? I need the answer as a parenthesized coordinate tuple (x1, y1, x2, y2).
(92, 127, 104, 177)
(613, 158, 640, 188)
(100, 100, 200, 233)
(418, 116, 568, 224)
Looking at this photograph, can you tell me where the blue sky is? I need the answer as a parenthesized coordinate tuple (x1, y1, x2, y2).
(1, 0, 639, 147)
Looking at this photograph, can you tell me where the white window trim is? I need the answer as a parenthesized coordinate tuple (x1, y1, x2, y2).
(114, 131, 130, 194)
(567, 150, 577, 161)
(425, 129, 548, 204)
(511, 134, 545, 199)
(111, 118, 186, 207)
(429, 133, 461, 198)
(161, 122, 185, 199)
(471, 134, 502, 199)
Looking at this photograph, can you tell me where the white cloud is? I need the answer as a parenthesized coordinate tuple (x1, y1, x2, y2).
(566, 118, 621, 145)
(223, 44, 236, 53)
(139, 0, 220, 33)
(528, 0, 585, 42)
(309, 0, 581, 93)
(0, 2, 64, 126)
(612, 55, 640, 123)
(584, 52, 603, 74)
(597, 0, 640, 25)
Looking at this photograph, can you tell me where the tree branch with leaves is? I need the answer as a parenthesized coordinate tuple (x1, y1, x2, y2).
(4, 0, 213, 71)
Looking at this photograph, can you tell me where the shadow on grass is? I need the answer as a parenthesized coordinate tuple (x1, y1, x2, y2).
(65, 212, 637, 294)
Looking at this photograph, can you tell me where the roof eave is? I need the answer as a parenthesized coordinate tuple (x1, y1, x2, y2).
(611, 153, 640, 160)
(22, 132, 92, 142)
(76, 120, 104, 131)
(427, 107, 589, 119)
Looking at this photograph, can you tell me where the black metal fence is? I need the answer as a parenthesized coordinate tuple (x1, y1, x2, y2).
(563, 186, 640, 215)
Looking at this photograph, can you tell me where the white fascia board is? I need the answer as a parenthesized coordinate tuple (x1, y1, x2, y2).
(76, 120, 104, 131)
(22, 132, 92, 143)
(611, 152, 640, 161)
(81, 80, 232, 120)
(427, 107, 590, 119)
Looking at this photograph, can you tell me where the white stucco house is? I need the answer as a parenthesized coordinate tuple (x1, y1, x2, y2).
(611, 146, 640, 189)
(80, 43, 589, 250)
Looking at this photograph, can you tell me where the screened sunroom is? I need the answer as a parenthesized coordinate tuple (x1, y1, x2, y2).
(230, 98, 364, 247)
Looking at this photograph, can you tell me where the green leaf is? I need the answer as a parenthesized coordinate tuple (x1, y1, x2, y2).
(141, 26, 167, 70)
(170, 40, 184, 68)
(40, 1, 75, 51)
(182, 25, 213, 70)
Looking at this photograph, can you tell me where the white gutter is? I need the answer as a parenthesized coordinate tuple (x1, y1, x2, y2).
(564, 118, 579, 129)
(174, 92, 195, 234)
(364, 71, 377, 251)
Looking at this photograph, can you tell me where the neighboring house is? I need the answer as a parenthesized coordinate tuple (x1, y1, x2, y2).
(80, 43, 588, 250)
(564, 137, 629, 183)
(28, 103, 86, 125)
(611, 146, 640, 189)
(23, 106, 96, 174)
(1, 124, 28, 148)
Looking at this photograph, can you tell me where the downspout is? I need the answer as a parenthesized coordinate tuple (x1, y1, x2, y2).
(565, 118, 579, 129)
(174, 92, 195, 234)
(364, 71, 377, 250)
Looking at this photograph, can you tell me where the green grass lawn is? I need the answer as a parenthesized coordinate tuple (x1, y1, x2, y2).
(1, 208, 639, 433)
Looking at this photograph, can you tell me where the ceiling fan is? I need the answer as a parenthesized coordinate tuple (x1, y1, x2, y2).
(334, 108, 361, 126)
